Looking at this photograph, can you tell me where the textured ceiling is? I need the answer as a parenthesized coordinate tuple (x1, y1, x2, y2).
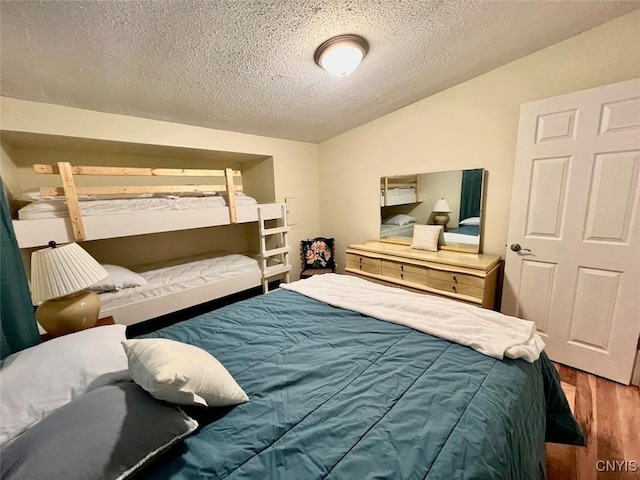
(1, 1, 638, 143)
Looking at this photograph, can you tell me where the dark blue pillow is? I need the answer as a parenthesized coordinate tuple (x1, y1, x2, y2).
(1, 381, 198, 480)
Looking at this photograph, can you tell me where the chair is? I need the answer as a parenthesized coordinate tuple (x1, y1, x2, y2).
(300, 237, 335, 279)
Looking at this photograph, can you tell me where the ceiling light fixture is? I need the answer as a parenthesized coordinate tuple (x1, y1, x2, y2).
(314, 34, 369, 77)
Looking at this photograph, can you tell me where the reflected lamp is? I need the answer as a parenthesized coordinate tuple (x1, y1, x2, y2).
(432, 198, 452, 228)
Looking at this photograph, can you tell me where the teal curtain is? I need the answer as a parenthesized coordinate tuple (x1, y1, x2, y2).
(459, 169, 483, 221)
(1, 179, 40, 359)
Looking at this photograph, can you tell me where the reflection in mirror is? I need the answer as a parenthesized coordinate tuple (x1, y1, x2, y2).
(380, 169, 484, 253)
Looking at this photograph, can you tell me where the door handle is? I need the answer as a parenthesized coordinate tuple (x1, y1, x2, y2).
(510, 243, 531, 253)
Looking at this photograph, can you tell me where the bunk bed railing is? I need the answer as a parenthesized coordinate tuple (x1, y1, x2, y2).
(33, 162, 243, 241)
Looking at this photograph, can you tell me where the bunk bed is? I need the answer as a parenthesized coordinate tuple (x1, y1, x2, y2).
(380, 174, 419, 207)
(12, 162, 291, 325)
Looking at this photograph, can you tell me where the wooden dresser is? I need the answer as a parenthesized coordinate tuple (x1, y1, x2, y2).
(345, 241, 501, 309)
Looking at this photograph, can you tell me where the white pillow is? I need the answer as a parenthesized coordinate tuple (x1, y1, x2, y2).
(459, 216, 481, 226)
(0, 325, 130, 447)
(411, 225, 443, 252)
(12, 189, 94, 202)
(122, 338, 249, 407)
(382, 214, 416, 226)
(89, 264, 147, 292)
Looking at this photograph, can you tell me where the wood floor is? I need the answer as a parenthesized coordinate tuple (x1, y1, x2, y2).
(546, 364, 640, 480)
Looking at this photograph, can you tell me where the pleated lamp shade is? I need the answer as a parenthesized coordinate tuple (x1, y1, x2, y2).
(432, 198, 452, 213)
(31, 242, 108, 304)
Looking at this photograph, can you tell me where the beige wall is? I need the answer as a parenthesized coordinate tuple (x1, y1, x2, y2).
(319, 10, 640, 271)
(1, 99, 320, 278)
(0, 141, 19, 196)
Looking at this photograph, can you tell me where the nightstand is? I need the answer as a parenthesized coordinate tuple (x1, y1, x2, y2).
(40, 316, 116, 342)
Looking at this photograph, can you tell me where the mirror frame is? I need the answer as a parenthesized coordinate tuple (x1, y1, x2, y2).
(380, 169, 486, 254)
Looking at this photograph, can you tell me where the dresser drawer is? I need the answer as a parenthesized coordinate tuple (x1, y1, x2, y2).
(346, 253, 381, 275)
(381, 260, 427, 284)
(428, 269, 485, 288)
(427, 278, 484, 299)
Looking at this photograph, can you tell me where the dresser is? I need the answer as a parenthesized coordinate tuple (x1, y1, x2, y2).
(345, 241, 501, 309)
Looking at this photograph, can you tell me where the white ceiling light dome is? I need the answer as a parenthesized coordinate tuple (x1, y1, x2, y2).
(314, 34, 369, 77)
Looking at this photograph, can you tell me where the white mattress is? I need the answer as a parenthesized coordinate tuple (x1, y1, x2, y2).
(380, 188, 416, 206)
(442, 231, 480, 246)
(380, 223, 415, 237)
(99, 252, 260, 311)
(18, 194, 257, 220)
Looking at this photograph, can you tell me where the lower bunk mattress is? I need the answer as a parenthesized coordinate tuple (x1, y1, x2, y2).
(137, 285, 583, 479)
(99, 252, 261, 325)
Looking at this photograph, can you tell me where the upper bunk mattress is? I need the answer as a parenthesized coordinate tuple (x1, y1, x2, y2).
(99, 253, 260, 311)
(17, 194, 257, 220)
(380, 187, 416, 206)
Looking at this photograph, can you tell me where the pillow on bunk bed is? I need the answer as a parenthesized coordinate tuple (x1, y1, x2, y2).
(122, 338, 249, 407)
(459, 216, 481, 226)
(0, 381, 198, 480)
(89, 265, 148, 292)
(0, 325, 130, 447)
(411, 225, 443, 252)
(382, 214, 416, 226)
(12, 189, 95, 202)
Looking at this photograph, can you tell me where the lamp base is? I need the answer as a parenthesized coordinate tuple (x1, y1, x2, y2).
(36, 291, 101, 337)
(432, 213, 450, 229)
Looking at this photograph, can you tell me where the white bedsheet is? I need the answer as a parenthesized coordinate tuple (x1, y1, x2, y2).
(443, 231, 480, 246)
(380, 223, 414, 238)
(281, 274, 545, 362)
(18, 194, 257, 220)
(99, 253, 259, 311)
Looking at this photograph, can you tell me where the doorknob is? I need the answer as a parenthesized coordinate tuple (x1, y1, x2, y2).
(510, 243, 531, 253)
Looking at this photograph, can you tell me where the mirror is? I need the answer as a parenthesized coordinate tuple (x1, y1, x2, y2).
(380, 169, 485, 253)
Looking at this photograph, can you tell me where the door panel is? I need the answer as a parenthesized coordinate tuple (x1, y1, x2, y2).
(503, 78, 640, 384)
(517, 260, 557, 335)
(584, 151, 639, 243)
(526, 157, 570, 237)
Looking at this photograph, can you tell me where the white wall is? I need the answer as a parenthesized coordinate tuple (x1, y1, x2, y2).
(319, 10, 640, 271)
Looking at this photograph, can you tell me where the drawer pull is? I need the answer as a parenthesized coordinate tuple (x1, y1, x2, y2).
(452, 285, 457, 293)
(453, 275, 457, 283)
(400, 273, 404, 280)
(401, 265, 404, 271)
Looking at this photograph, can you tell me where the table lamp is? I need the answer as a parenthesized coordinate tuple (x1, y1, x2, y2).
(31, 241, 108, 336)
(432, 198, 452, 228)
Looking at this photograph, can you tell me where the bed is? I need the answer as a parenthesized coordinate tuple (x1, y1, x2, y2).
(380, 222, 415, 237)
(443, 224, 481, 247)
(1, 274, 584, 479)
(12, 162, 292, 320)
(11, 162, 287, 248)
(380, 174, 419, 206)
(97, 252, 262, 325)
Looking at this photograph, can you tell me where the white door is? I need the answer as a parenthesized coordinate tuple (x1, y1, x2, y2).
(502, 78, 640, 384)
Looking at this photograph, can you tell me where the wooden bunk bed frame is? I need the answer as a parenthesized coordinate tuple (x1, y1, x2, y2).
(12, 162, 286, 248)
(380, 174, 420, 206)
(12, 162, 292, 325)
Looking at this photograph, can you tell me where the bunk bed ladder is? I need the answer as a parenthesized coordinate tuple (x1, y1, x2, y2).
(257, 204, 291, 293)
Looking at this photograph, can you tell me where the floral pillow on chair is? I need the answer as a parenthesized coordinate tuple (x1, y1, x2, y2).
(300, 238, 335, 278)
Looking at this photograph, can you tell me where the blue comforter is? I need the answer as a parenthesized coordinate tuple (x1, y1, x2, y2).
(140, 289, 582, 479)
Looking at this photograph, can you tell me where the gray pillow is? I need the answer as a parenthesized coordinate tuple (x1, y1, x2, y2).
(1, 381, 198, 480)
